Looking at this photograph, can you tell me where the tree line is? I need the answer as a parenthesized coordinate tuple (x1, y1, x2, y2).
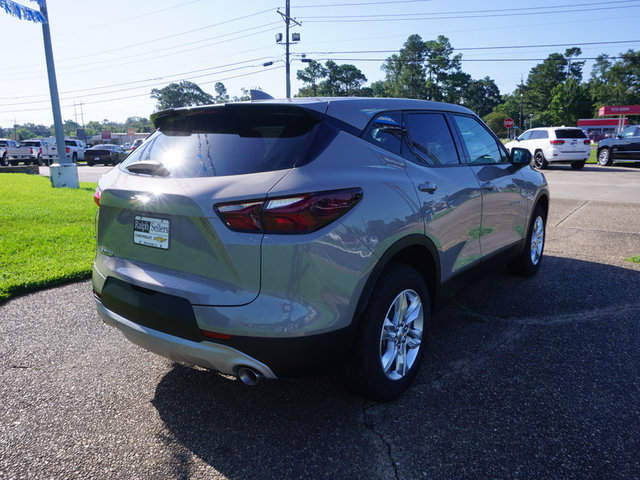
(295, 34, 639, 137)
(1, 116, 152, 142)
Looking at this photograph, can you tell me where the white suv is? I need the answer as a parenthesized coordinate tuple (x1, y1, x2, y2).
(505, 127, 591, 170)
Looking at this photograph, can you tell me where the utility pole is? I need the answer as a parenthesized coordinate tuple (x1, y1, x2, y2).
(519, 76, 524, 132)
(40, 0, 78, 187)
(277, 0, 301, 98)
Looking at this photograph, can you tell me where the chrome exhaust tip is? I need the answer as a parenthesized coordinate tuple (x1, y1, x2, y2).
(237, 367, 260, 386)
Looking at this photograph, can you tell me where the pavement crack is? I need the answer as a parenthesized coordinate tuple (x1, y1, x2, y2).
(362, 403, 400, 480)
(554, 200, 588, 227)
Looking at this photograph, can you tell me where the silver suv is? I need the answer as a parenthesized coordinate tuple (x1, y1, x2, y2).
(92, 98, 549, 401)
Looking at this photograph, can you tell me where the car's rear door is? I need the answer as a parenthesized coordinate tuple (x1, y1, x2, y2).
(399, 111, 484, 279)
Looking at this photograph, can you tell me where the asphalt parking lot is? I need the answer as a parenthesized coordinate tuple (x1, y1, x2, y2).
(2, 165, 639, 479)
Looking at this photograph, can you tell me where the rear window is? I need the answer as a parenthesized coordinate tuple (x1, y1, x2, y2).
(21, 141, 39, 146)
(121, 104, 321, 178)
(555, 129, 587, 139)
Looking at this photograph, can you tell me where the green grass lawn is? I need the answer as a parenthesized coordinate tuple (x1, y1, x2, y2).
(626, 255, 640, 264)
(0, 174, 97, 303)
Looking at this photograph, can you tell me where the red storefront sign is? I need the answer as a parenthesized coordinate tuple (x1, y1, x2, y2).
(598, 105, 640, 116)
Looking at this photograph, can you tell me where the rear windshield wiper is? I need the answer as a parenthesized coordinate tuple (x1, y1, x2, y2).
(125, 160, 170, 177)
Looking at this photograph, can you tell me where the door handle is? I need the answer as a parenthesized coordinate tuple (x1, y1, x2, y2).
(481, 182, 497, 191)
(418, 182, 437, 193)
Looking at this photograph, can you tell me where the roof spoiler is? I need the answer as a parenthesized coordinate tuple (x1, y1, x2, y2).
(250, 90, 274, 101)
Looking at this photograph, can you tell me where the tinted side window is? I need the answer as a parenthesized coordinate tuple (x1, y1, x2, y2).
(362, 112, 403, 156)
(621, 127, 637, 138)
(452, 114, 508, 164)
(403, 113, 459, 165)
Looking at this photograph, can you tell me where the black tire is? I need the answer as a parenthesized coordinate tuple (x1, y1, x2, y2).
(508, 205, 546, 277)
(36, 156, 43, 166)
(533, 150, 548, 169)
(1, 153, 7, 166)
(570, 161, 585, 170)
(10, 160, 18, 166)
(344, 265, 430, 402)
(72, 152, 77, 163)
(87, 159, 94, 167)
(597, 148, 613, 166)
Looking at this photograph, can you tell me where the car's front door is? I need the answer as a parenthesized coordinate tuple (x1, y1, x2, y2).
(450, 114, 528, 259)
(612, 127, 640, 160)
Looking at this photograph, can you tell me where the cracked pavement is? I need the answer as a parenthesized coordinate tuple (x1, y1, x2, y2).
(1, 166, 639, 479)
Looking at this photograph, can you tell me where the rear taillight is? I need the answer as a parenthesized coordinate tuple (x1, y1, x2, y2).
(584, 139, 591, 145)
(39, 147, 42, 154)
(550, 140, 565, 145)
(93, 187, 101, 206)
(66, 147, 70, 153)
(30, 147, 34, 154)
(215, 188, 362, 234)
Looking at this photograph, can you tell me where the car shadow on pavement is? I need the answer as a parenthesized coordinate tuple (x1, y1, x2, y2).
(151, 255, 640, 480)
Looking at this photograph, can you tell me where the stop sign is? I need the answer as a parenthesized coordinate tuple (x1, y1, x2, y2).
(504, 118, 514, 129)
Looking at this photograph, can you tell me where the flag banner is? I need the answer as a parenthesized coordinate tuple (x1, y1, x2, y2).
(0, 0, 46, 23)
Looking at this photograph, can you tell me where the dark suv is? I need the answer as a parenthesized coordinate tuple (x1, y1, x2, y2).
(93, 98, 549, 401)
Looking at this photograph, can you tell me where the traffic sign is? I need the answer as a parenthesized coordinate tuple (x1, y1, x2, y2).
(504, 118, 514, 129)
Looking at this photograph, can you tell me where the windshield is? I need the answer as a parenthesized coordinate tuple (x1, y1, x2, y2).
(121, 104, 321, 178)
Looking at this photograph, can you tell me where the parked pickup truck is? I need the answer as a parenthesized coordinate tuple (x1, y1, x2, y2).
(5, 139, 42, 165)
(0, 138, 17, 166)
(39, 137, 87, 164)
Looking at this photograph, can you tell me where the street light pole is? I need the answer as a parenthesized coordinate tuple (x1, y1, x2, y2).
(40, 0, 78, 188)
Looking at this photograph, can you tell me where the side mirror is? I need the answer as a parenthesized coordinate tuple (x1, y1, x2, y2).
(510, 147, 531, 165)
(617, 135, 623, 139)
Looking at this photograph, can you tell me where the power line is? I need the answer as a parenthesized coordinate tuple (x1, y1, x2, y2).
(303, 39, 640, 55)
(291, 0, 433, 7)
(0, 66, 285, 115)
(299, 1, 640, 21)
(2, 24, 282, 81)
(4, 8, 276, 74)
(309, 55, 639, 62)
(0, 58, 275, 107)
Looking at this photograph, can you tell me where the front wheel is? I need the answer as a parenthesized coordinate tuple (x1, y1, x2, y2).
(344, 265, 430, 401)
(597, 148, 613, 166)
(570, 161, 585, 170)
(508, 205, 546, 277)
(72, 152, 77, 163)
(87, 159, 94, 167)
(533, 151, 548, 169)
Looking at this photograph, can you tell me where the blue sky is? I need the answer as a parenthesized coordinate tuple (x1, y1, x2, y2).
(1, 0, 639, 127)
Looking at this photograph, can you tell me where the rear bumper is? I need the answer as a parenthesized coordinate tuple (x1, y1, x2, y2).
(94, 275, 356, 378)
(546, 149, 590, 162)
(96, 299, 278, 379)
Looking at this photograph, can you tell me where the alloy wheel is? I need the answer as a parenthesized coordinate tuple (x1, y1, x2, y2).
(379, 289, 424, 380)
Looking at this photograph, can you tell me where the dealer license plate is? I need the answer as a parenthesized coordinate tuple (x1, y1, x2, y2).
(133, 215, 170, 250)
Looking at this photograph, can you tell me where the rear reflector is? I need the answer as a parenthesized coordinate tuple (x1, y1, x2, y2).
(216, 188, 362, 234)
(93, 187, 101, 206)
(201, 330, 231, 341)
